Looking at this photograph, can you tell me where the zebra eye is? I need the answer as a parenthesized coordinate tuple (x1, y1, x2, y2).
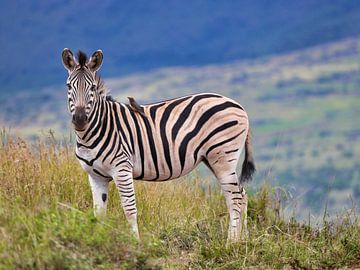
(67, 84, 71, 90)
(91, 84, 97, 91)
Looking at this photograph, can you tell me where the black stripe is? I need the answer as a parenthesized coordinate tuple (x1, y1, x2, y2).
(225, 148, 239, 154)
(88, 102, 114, 164)
(117, 181, 133, 187)
(172, 94, 221, 142)
(81, 98, 103, 141)
(124, 202, 136, 207)
(113, 103, 132, 155)
(127, 106, 145, 180)
(78, 99, 108, 149)
(178, 101, 242, 172)
(120, 105, 134, 154)
(193, 120, 238, 164)
(118, 168, 132, 174)
(221, 182, 238, 186)
(76, 153, 91, 166)
(121, 194, 135, 198)
(205, 130, 245, 156)
(115, 159, 132, 169)
(149, 102, 166, 124)
(82, 98, 100, 140)
(93, 168, 111, 179)
(114, 159, 129, 168)
(139, 114, 160, 180)
(124, 198, 135, 204)
(110, 143, 122, 164)
(117, 188, 134, 194)
(160, 96, 192, 179)
(102, 133, 117, 162)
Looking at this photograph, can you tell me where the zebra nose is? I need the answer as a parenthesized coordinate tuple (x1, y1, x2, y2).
(72, 107, 88, 129)
(73, 113, 87, 123)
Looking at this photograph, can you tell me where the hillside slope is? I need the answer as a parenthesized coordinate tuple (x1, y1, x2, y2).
(0, 139, 359, 269)
(1, 37, 359, 218)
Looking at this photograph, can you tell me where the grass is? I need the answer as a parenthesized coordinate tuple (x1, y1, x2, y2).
(0, 132, 359, 269)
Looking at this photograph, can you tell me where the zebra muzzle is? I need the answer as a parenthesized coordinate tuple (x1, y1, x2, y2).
(72, 107, 88, 131)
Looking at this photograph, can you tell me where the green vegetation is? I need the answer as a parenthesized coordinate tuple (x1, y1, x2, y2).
(0, 134, 359, 269)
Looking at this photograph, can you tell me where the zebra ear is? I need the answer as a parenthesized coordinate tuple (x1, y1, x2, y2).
(62, 48, 76, 72)
(88, 50, 103, 72)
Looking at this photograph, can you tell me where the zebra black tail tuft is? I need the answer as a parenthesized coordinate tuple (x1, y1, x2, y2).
(239, 129, 255, 183)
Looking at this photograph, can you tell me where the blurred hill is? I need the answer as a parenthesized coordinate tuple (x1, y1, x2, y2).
(1, 0, 360, 93)
(1, 37, 359, 218)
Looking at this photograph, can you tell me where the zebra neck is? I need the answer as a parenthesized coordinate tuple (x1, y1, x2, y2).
(75, 96, 106, 145)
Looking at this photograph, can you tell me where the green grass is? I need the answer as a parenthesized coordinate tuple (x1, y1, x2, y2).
(0, 134, 359, 269)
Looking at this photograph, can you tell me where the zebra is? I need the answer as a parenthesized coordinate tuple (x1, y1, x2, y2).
(61, 48, 255, 243)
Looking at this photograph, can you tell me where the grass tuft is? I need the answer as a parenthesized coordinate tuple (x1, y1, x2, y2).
(0, 134, 359, 269)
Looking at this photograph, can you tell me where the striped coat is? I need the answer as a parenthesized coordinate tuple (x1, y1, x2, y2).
(62, 49, 255, 243)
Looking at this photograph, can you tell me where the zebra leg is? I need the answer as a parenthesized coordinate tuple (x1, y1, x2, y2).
(218, 174, 248, 243)
(113, 172, 139, 240)
(88, 173, 109, 219)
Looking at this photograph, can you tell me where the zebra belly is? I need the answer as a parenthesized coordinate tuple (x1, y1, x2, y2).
(133, 158, 202, 181)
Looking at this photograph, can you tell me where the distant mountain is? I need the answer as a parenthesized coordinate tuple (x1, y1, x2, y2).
(1, 0, 360, 93)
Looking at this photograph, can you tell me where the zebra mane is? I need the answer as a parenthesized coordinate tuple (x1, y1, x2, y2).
(95, 73, 114, 100)
(77, 50, 88, 67)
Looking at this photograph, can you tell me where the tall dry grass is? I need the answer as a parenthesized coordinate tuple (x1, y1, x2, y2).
(0, 131, 359, 269)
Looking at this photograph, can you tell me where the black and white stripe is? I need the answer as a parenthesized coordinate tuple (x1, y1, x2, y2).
(62, 49, 255, 243)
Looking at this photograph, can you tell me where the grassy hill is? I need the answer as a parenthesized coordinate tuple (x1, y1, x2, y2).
(0, 136, 359, 269)
(1, 37, 359, 219)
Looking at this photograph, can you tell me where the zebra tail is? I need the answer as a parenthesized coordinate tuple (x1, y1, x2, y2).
(239, 128, 255, 183)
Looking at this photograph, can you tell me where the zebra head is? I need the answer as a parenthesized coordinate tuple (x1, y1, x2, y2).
(61, 48, 103, 131)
